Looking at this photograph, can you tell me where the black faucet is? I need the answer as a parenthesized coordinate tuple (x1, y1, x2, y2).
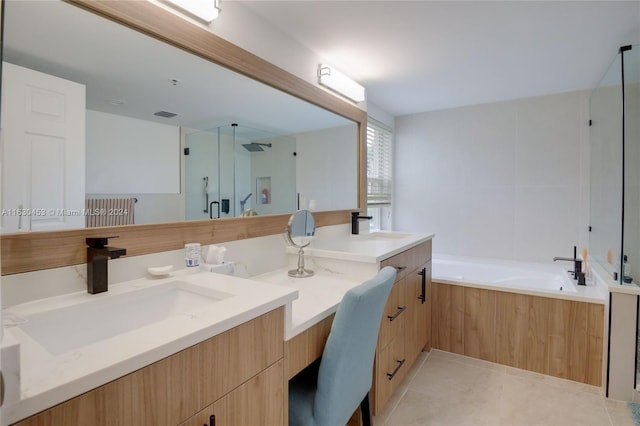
(553, 246, 585, 285)
(86, 237, 127, 294)
(351, 211, 373, 235)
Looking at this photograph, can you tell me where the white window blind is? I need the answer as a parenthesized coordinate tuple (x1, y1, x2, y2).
(367, 118, 393, 206)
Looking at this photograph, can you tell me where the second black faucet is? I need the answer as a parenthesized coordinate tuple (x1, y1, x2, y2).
(351, 211, 373, 235)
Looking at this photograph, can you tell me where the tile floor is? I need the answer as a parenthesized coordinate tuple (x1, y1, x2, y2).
(373, 350, 636, 426)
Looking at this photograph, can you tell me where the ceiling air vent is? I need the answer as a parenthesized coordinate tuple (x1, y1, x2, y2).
(154, 110, 178, 118)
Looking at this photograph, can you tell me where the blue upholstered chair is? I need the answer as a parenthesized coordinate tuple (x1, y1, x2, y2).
(289, 266, 397, 426)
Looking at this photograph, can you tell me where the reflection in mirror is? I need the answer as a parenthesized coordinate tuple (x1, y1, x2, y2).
(1, 0, 358, 234)
(285, 210, 316, 278)
(185, 123, 297, 219)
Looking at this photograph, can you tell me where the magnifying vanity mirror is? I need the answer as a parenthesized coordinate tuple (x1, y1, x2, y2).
(285, 210, 316, 278)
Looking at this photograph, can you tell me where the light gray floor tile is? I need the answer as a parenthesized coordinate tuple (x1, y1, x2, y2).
(382, 350, 618, 426)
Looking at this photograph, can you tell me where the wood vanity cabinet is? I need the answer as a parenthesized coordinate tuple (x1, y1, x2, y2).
(372, 240, 432, 414)
(13, 308, 285, 426)
(179, 360, 283, 426)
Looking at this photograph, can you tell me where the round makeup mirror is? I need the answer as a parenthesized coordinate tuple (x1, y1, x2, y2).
(285, 210, 315, 278)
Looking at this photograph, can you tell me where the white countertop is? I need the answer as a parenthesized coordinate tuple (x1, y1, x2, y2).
(253, 259, 378, 340)
(2, 271, 297, 425)
(269, 231, 434, 339)
(294, 231, 435, 263)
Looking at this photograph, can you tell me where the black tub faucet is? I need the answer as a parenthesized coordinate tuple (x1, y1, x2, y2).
(553, 246, 585, 285)
(86, 237, 127, 294)
(351, 211, 373, 235)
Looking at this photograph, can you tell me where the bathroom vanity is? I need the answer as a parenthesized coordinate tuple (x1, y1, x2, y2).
(2, 273, 297, 425)
(2, 229, 434, 425)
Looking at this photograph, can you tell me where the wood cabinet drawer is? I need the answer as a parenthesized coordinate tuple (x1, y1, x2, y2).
(412, 240, 432, 266)
(381, 249, 414, 281)
(378, 277, 406, 349)
(380, 240, 432, 281)
(180, 360, 284, 426)
(374, 336, 407, 411)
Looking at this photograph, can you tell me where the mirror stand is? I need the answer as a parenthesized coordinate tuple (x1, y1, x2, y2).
(284, 210, 316, 278)
(290, 247, 314, 278)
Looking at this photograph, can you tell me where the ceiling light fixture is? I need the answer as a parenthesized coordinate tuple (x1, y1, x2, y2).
(162, 0, 221, 24)
(317, 64, 365, 103)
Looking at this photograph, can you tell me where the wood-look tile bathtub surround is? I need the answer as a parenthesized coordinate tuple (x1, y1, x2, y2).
(0, 0, 368, 276)
(431, 282, 604, 386)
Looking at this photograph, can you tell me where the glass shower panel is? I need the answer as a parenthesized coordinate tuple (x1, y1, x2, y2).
(218, 125, 239, 218)
(623, 45, 640, 285)
(185, 128, 220, 221)
(590, 53, 623, 279)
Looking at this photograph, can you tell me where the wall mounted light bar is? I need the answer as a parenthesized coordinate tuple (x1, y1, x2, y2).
(318, 64, 365, 103)
(162, 0, 221, 23)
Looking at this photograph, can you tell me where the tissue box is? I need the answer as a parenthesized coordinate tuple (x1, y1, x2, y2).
(200, 262, 235, 276)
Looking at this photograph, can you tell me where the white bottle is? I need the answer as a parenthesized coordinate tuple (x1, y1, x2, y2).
(185, 243, 201, 272)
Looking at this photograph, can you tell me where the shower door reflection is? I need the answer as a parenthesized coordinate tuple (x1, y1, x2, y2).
(185, 123, 296, 219)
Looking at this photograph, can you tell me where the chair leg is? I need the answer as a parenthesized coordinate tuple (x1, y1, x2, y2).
(360, 392, 372, 426)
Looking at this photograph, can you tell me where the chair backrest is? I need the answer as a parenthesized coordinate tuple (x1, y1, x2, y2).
(313, 266, 397, 426)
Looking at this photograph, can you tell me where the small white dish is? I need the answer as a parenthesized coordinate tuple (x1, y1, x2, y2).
(147, 265, 173, 276)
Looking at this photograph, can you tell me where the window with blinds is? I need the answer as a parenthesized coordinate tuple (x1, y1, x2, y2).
(366, 118, 393, 207)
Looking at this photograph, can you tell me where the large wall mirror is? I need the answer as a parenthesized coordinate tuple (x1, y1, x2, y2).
(0, 0, 366, 275)
(1, 0, 359, 234)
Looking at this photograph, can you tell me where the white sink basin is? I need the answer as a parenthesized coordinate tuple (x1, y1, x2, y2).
(15, 281, 232, 355)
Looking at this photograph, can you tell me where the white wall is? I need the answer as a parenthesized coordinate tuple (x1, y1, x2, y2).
(86, 110, 183, 225)
(147, 0, 366, 110)
(296, 125, 359, 212)
(367, 102, 395, 130)
(86, 110, 180, 194)
(394, 90, 590, 262)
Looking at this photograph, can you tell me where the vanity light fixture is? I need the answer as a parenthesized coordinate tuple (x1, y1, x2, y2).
(162, 0, 221, 23)
(317, 64, 365, 103)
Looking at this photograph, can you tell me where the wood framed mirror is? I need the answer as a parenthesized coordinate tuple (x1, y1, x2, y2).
(0, 0, 367, 274)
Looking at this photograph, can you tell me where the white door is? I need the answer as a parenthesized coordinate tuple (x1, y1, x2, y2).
(1, 62, 85, 232)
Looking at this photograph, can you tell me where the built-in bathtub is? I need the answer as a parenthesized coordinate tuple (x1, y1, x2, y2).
(432, 255, 607, 302)
(430, 255, 607, 387)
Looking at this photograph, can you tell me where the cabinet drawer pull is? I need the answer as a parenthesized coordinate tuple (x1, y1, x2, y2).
(394, 266, 407, 272)
(205, 414, 215, 426)
(418, 267, 426, 304)
(387, 306, 407, 321)
(386, 358, 406, 380)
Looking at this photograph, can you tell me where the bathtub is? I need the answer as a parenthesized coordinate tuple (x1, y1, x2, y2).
(430, 254, 606, 386)
(432, 255, 606, 303)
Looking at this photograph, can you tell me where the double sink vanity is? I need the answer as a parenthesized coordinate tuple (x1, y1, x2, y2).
(2, 226, 434, 425)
